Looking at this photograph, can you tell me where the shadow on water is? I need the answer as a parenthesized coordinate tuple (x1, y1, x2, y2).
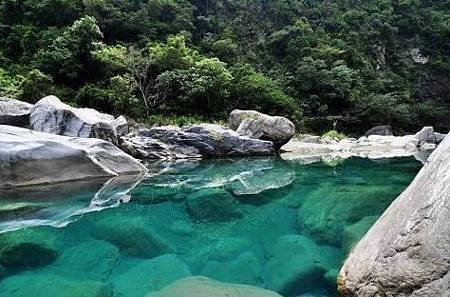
(0, 156, 422, 297)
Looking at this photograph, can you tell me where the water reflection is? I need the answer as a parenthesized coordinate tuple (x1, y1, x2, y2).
(0, 174, 144, 233)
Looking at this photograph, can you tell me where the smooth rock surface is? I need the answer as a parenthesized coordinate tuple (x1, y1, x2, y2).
(0, 97, 33, 127)
(30, 95, 126, 145)
(229, 110, 295, 149)
(0, 125, 146, 188)
(121, 124, 275, 159)
(338, 133, 450, 297)
(148, 276, 283, 297)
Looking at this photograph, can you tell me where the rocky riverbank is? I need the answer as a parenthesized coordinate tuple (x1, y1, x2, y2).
(338, 132, 450, 297)
(280, 126, 446, 164)
(1, 95, 447, 188)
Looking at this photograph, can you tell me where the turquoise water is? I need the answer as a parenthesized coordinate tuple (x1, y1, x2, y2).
(0, 157, 421, 297)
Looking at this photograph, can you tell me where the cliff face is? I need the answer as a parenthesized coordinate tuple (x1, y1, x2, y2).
(338, 133, 450, 297)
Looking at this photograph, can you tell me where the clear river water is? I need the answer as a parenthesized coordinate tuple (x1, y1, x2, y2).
(0, 156, 422, 297)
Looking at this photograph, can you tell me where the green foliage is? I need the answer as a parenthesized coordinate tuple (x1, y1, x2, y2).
(19, 69, 53, 103)
(0, 69, 24, 98)
(322, 130, 347, 140)
(0, 0, 448, 132)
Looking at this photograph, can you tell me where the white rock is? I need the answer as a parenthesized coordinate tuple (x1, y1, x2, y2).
(0, 125, 147, 188)
(338, 132, 450, 297)
(30, 95, 125, 145)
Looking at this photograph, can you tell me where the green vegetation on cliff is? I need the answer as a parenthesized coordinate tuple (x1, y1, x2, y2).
(0, 0, 448, 133)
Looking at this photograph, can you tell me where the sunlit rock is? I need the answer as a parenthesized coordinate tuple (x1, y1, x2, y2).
(229, 109, 295, 149)
(30, 95, 126, 145)
(339, 133, 450, 296)
(0, 125, 146, 188)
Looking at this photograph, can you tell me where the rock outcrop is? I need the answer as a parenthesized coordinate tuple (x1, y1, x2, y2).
(120, 124, 275, 159)
(229, 110, 295, 149)
(30, 95, 126, 145)
(281, 127, 447, 164)
(148, 276, 282, 297)
(0, 97, 33, 127)
(0, 125, 147, 188)
(365, 125, 393, 136)
(338, 133, 450, 297)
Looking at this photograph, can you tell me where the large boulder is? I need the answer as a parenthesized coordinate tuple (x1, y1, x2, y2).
(0, 97, 33, 127)
(364, 125, 393, 137)
(30, 95, 127, 145)
(148, 276, 282, 297)
(229, 110, 295, 149)
(121, 124, 275, 159)
(0, 125, 147, 188)
(338, 133, 450, 297)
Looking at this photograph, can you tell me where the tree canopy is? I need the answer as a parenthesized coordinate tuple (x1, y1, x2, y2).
(0, 0, 448, 133)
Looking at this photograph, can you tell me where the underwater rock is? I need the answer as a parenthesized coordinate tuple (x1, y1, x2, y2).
(0, 174, 144, 233)
(297, 183, 403, 246)
(0, 125, 147, 188)
(112, 254, 191, 297)
(148, 276, 282, 297)
(185, 188, 242, 222)
(229, 109, 295, 149)
(0, 97, 33, 128)
(0, 242, 58, 273)
(339, 133, 450, 296)
(341, 216, 378, 257)
(30, 95, 126, 145)
(264, 234, 339, 296)
(92, 216, 174, 258)
(143, 157, 295, 198)
(0, 273, 111, 297)
(200, 251, 263, 286)
(49, 240, 120, 281)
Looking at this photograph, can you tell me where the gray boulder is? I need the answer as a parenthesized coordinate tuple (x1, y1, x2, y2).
(364, 125, 393, 137)
(229, 110, 295, 149)
(0, 97, 33, 127)
(121, 124, 275, 159)
(0, 125, 147, 188)
(30, 95, 127, 145)
(338, 133, 450, 297)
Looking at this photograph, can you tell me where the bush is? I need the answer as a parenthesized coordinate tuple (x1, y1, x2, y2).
(322, 130, 347, 140)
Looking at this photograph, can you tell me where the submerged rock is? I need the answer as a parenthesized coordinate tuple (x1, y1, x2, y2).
(112, 254, 191, 297)
(185, 188, 242, 222)
(229, 109, 295, 149)
(121, 124, 275, 159)
(0, 174, 144, 233)
(0, 97, 33, 127)
(30, 95, 126, 145)
(148, 276, 282, 297)
(338, 133, 450, 296)
(0, 273, 111, 297)
(0, 125, 146, 188)
(92, 216, 174, 258)
(264, 234, 340, 296)
(49, 240, 119, 281)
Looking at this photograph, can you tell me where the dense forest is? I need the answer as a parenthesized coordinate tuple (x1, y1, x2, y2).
(0, 0, 449, 134)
